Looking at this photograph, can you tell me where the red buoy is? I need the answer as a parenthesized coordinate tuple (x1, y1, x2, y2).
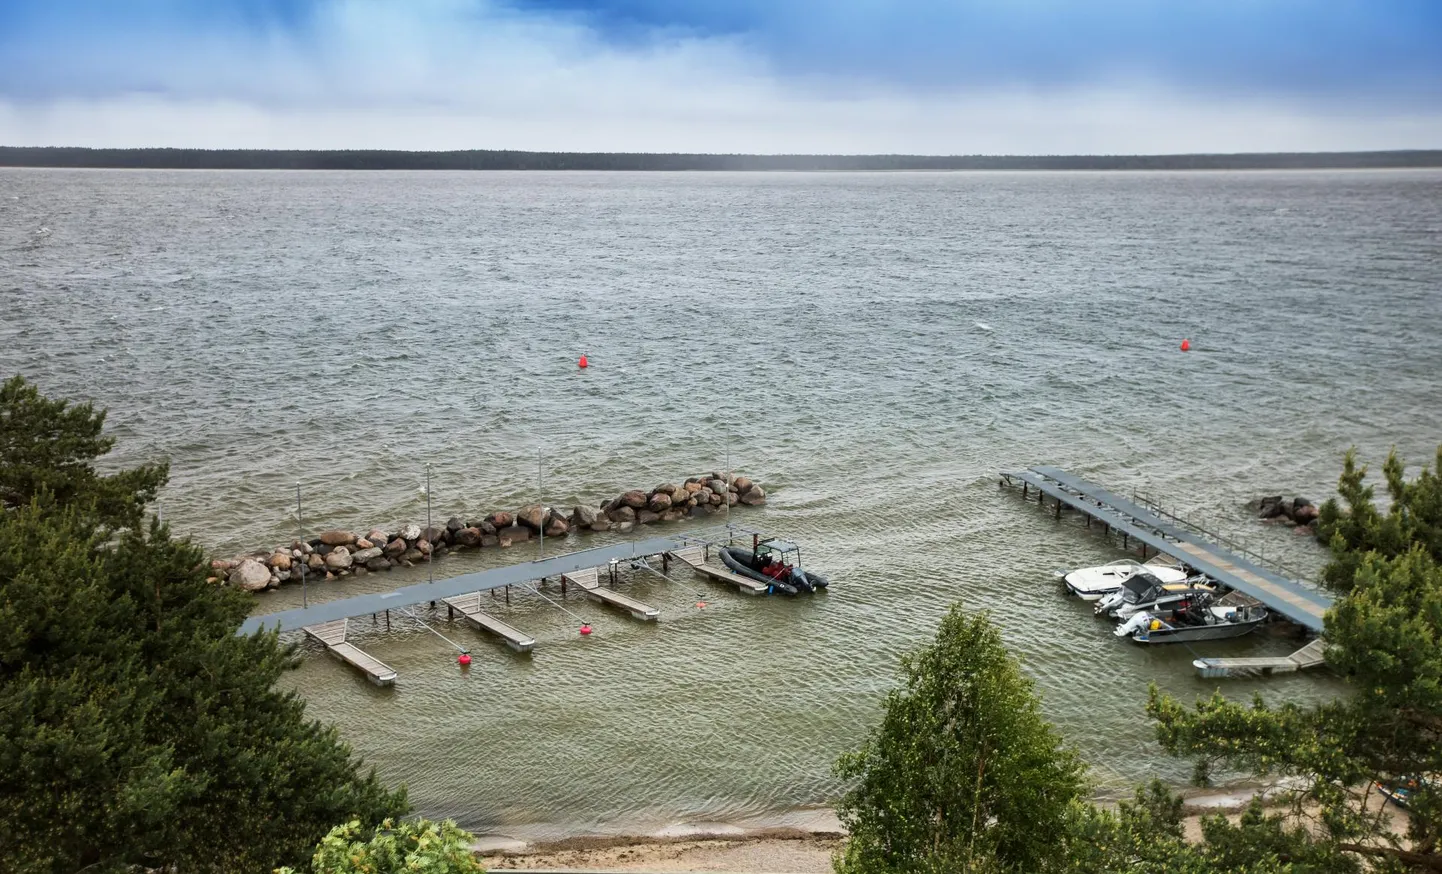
(1180, 339, 1191, 352)
(696, 601, 706, 609)
(579, 624, 592, 636)
(578, 354, 589, 369)
(458, 653, 471, 666)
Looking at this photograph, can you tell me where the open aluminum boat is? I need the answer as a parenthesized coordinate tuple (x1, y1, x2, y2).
(1062, 554, 1189, 601)
(1115, 598, 1268, 644)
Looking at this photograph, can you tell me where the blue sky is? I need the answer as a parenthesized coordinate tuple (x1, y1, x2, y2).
(1, 0, 1439, 151)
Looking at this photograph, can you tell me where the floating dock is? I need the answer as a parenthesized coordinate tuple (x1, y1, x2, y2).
(441, 593, 536, 652)
(1194, 638, 1327, 679)
(303, 619, 397, 686)
(561, 566, 660, 621)
(1001, 466, 1332, 633)
(666, 545, 770, 595)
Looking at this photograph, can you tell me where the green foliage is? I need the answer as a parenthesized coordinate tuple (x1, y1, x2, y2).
(277, 818, 485, 874)
(834, 604, 1086, 874)
(0, 380, 407, 873)
(1149, 447, 1442, 873)
(0, 375, 167, 529)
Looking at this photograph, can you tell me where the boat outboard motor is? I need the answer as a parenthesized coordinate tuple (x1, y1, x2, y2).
(1115, 612, 1152, 638)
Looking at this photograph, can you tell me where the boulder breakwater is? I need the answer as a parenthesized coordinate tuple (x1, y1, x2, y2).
(210, 474, 767, 592)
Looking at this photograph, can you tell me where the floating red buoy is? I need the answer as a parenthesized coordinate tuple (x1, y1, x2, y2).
(579, 624, 592, 636)
(578, 354, 588, 369)
(696, 601, 706, 609)
(1180, 339, 1191, 352)
(458, 653, 471, 666)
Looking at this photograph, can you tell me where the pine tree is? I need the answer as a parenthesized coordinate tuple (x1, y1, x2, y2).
(0, 376, 407, 873)
(835, 605, 1086, 874)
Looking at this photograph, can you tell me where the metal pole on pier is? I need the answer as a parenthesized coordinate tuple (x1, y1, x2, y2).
(724, 445, 731, 538)
(538, 449, 545, 561)
(426, 464, 433, 586)
(296, 482, 307, 609)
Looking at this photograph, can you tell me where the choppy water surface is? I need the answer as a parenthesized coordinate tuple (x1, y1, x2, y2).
(3, 169, 1441, 838)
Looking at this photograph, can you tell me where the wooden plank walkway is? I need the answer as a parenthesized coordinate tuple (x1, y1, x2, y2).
(667, 546, 769, 596)
(1194, 638, 1328, 678)
(303, 619, 397, 686)
(441, 593, 536, 652)
(562, 567, 660, 621)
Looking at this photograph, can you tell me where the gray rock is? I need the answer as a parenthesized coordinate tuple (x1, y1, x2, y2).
(571, 505, 599, 528)
(421, 526, 447, 544)
(616, 520, 635, 534)
(455, 527, 483, 547)
(517, 504, 547, 530)
(607, 505, 636, 524)
(274, 569, 291, 582)
(707, 478, 727, 495)
(621, 490, 648, 509)
(486, 511, 514, 529)
(366, 528, 390, 545)
(497, 525, 531, 543)
(324, 547, 353, 570)
(741, 485, 766, 506)
(544, 516, 569, 537)
(402, 548, 424, 563)
(726, 490, 739, 506)
(384, 538, 407, 557)
(479, 520, 497, 535)
(637, 510, 661, 525)
(365, 556, 391, 572)
(319, 529, 356, 547)
(352, 546, 383, 563)
(654, 483, 680, 497)
(732, 475, 754, 493)
(229, 559, 271, 591)
(481, 534, 500, 548)
(399, 523, 422, 541)
(648, 492, 673, 512)
(446, 516, 464, 532)
(659, 509, 684, 523)
(589, 518, 612, 532)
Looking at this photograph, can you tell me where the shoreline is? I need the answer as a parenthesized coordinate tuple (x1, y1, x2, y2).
(473, 782, 1309, 872)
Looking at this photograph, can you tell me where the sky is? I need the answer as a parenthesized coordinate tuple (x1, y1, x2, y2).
(1, 0, 1440, 153)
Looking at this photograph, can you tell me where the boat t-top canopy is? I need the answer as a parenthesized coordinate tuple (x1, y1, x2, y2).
(758, 538, 800, 552)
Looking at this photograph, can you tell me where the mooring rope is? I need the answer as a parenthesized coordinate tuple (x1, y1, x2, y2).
(398, 607, 470, 653)
(630, 557, 710, 602)
(517, 580, 593, 626)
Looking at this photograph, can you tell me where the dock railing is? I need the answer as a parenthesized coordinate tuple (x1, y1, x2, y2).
(1131, 490, 1319, 588)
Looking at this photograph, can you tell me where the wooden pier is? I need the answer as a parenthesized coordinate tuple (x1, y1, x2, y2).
(441, 593, 537, 652)
(561, 566, 660, 621)
(303, 619, 397, 686)
(1001, 466, 1332, 633)
(1194, 638, 1328, 679)
(666, 546, 770, 595)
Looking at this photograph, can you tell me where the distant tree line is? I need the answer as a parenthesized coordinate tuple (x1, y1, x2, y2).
(2, 146, 1440, 171)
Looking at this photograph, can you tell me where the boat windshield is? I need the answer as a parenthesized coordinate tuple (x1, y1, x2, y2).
(1120, 572, 1166, 602)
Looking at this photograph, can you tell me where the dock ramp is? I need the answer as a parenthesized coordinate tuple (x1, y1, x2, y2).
(562, 567, 660, 621)
(441, 593, 536, 652)
(303, 619, 397, 686)
(667, 546, 769, 595)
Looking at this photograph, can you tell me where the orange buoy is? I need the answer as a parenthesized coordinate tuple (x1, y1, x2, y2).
(578, 354, 589, 368)
(579, 623, 592, 636)
(696, 601, 706, 609)
(1180, 339, 1191, 352)
(458, 652, 471, 666)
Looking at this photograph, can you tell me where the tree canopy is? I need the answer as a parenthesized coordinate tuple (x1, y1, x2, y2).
(835, 604, 1087, 874)
(0, 375, 407, 873)
(1149, 446, 1442, 873)
(277, 818, 486, 874)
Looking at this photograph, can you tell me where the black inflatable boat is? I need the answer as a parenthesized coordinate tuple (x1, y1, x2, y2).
(718, 540, 830, 595)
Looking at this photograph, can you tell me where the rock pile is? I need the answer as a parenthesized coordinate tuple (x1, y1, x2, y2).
(209, 473, 766, 592)
(1256, 495, 1320, 535)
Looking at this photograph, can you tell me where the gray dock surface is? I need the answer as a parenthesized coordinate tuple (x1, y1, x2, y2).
(1003, 466, 1332, 632)
(240, 535, 682, 635)
(667, 546, 770, 595)
(1194, 638, 1327, 678)
(442, 593, 537, 652)
(562, 567, 660, 621)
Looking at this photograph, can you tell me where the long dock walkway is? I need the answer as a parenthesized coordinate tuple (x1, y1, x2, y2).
(240, 535, 683, 636)
(303, 619, 397, 686)
(1002, 466, 1332, 632)
(1193, 638, 1327, 679)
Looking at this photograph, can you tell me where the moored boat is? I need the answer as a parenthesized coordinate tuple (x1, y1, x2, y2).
(1062, 555, 1190, 600)
(1094, 573, 1218, 619)
(1114, 597, 1268, 644)
(718, 538, 829, 595)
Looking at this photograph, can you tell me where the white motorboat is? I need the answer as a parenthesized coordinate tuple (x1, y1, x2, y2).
(1061, 554, 1189, 601)
(1094, 574, 1218, 619)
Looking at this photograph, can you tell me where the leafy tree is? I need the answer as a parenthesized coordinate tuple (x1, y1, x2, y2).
(277, 818, 486, 874)
(1317, 446, 1442, 594)
(835, 604, 1086, 874)
(0, 375, 166, 529)
(0, 377, 407, 873)
(1148, 447, 1442, 873)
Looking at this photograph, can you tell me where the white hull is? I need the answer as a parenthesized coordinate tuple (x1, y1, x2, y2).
(1062, 557, 1188, 599)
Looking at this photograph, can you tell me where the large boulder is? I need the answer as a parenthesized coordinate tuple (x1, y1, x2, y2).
(725, 490, 740, 507)
(621, 490, 648, 509)
(446, 515, 464, 533)
(571, 505, 600, 528)
(732, 475, 754, 493)
(654, 483, 680, 497)
(319, 529, 356, 547)
(455, 527, 484, 547)
(659, 509, 684, 523)
(707, 478, 727, 495)
(648, 492, 673, 512)
(229, 559, 272, 592)
(497, 525, 531, 543)
(365, 556, 391, 572)
(384, 537, 407, 557)
(615, 520, 635, 534)
(352, 546, 384, 563)
(607, 505, 636, 524)
(740, 485, 766, 506)
(589, 518, 612, 532)
(543, 516, 569, 537)
(478, 520, 497, 535)
(480, 534, 500, 548)
(399, 523, 422, 541)
(637, 510, 661, 525)
(307, 553, 325, 571)
(366, 528, 390, 545)
(486, 511, 514, 529)
(324, 547, 353, 570)
(1294, 503, 1320, 525)
(210, 558, 237, 572)
(266, 552, 292, 571)
(683, 481, 703, 494)
(421, 526, 447, 544)
(517, 505, 547, 531)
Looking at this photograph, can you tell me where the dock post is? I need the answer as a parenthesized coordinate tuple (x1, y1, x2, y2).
(663, 552, 670, 573)
(1123, 533, 1129, 551)
(610, 562, 617, 586)
(561, 576, 567, 595)
(448, 604, 454, 621)
(385, 610, 390, 631)
(1054, 499, 1062, 520)
(505, 585, 510, 605)
(1022, 483, 1028, 498)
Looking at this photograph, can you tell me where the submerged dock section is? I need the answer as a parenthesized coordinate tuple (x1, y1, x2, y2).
(441, 593, 537, 652)
(303, 619, 397, 686)
(1001, 466, 1332, 633)
(561, 566, 660, 621)
(666, 545, 770, 595)
(1194, 638, 1327, 679)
